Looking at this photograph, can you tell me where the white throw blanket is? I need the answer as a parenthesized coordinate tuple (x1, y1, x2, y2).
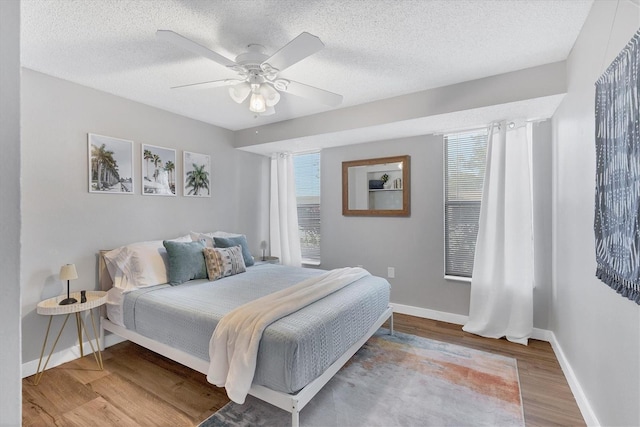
(207, 267, 370, 403)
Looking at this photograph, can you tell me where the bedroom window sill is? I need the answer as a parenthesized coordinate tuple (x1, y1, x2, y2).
(302, 259, 321, 267)
(444, 275, 472, 283)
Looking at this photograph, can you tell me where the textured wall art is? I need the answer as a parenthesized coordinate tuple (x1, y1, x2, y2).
(594, 29, 640, 304)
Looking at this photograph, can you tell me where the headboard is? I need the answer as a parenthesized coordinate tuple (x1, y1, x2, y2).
(98, 250, 114, 292)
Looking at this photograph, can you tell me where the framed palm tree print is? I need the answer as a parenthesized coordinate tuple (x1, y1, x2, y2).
(183, 151, 211, 197)
(142, 144, 177, 196)
(88, 133, 134, 194)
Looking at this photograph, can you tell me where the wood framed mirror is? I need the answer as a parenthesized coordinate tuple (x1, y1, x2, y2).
(342, 155, 410, 216)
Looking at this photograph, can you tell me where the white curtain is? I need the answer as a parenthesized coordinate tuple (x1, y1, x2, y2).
(270, 153, 302, 267)
(462, 121, 534, 345)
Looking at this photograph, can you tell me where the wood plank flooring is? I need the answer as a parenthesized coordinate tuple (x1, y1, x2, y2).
(22, 313, 585, 426)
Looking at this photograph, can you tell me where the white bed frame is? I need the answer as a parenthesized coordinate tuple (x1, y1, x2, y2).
(97, 252, 393, 427)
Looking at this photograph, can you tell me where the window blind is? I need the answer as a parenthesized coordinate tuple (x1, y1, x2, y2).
(293, 152, 321, 263)
(444, 130, 488, 278)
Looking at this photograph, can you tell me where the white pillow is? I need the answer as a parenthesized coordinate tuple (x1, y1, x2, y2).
(104, 235, 191, 293)
(189, 231, 244, 248)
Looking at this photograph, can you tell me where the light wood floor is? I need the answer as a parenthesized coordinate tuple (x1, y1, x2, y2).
(22, 314, 585, 426)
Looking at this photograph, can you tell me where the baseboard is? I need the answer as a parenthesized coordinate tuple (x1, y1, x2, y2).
(391, 303, 470, 326)
(104, 332, 127, 348)
(392, 302, 597, 426)
(530, 327, 552, 342)
(391, 302, 550, 342)
(21, 332, 127, 379)
(547, 331, 600, 427)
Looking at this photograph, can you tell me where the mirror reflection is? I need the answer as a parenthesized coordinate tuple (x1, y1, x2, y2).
(342, 155, 410, 216)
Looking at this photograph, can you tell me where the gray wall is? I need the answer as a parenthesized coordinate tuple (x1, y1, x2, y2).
(551, 1, 640, 425)
(0, 0, 22, 425)
(532, 120, 553, 330)
(320, 123, 552, 328)
(321, 135, 471, 315)
(20, 69, 270, 365)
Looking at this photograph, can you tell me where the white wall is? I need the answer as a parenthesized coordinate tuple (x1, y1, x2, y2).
(551, 1, 640, 425)
(20, 69, 270, 366)
(321, 122, 553, 328)
(0, 0, 22, 425)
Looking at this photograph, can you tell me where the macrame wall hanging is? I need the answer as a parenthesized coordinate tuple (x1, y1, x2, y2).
(594, 28, 640, 304)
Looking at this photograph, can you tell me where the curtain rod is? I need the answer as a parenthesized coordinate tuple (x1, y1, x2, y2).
(433, 117, 549, 136)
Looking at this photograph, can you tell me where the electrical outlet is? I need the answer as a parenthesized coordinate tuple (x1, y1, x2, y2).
(387, 267, 395, 278)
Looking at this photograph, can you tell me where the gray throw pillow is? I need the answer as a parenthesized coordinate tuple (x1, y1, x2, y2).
(213, 236, 255, 267)
(162, 240, 207, 285)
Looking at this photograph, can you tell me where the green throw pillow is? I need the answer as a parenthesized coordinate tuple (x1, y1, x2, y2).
(163, 240, 207, 285)
(213, 236, 255, 267)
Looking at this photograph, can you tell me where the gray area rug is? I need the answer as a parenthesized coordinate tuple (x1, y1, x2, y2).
(200, 329, 524, 427)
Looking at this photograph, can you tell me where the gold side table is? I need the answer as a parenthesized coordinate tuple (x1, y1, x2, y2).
(34, 290, 107, 385)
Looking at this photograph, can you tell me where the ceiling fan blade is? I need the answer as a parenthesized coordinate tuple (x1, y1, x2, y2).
(170, 79, 243, 90)
(157, 30, 236, 67)
(263, 32, 324, 72)
(283, 80, 343, 107)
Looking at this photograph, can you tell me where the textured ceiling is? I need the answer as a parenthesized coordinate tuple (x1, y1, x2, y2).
(21, 0, 593, 132)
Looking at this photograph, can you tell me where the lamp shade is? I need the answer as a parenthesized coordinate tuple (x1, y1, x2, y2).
(59, 264, 78, 281)
(249, 92, 266, 113)
(260, 84, 281, 107)
(228, 82, 251, 104)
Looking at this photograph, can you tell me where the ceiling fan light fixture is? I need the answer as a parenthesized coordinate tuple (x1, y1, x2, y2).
(250, 93, 266, 112)
(260, 84, 281, 107)
(160, 30, 343, 116)
(228, 82, 251, 103)
(249, 84, 266, 113)
(229, 82, 251, 104)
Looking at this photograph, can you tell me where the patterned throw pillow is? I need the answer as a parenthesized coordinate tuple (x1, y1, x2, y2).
(203, 246, 247, 281)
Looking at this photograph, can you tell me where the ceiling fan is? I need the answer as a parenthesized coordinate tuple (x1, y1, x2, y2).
(156, 30, 343, 116)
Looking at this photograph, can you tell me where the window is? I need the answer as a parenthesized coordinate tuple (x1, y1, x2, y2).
(444, 130, 488, 278)
(293, 152, 321, 264)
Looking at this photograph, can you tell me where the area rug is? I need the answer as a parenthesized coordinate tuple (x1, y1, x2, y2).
(200, 329, 524, 427)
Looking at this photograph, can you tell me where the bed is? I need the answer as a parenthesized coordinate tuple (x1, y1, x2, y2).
(97, 235, 393, 427)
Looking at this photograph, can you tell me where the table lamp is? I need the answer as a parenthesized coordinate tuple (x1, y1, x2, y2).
(59, 264, 78, 305)
(260, 241, 267, 261)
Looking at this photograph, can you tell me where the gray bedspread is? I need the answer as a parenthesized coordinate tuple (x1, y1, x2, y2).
(122, 264, 390, 394)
